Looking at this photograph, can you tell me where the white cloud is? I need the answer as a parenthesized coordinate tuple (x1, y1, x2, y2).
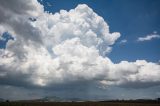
(119, 39, 127, 44)
(137, 34, 160, 42)
(101, 60, 160, 86)
(0, 0, 160, 90)
(34, 4, 120, 56)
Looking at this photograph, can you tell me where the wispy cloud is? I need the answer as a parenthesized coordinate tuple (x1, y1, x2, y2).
(46, 2, 53, 7)
(137, 34, 160, 42)
(119, 39, 127, 44)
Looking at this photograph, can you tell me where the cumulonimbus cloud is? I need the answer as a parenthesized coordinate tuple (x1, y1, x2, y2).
(0, 0, 160, 89)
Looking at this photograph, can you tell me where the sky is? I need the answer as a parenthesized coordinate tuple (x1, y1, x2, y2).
(0, 0, 160, 100)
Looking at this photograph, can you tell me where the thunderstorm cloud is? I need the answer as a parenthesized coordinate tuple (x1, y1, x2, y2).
(0, 0, 160, 99)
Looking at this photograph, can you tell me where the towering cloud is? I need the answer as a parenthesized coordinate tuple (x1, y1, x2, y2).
(0, 0, 160, 90)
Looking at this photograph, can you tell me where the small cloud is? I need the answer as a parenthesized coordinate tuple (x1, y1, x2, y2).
(137, 33, 160, 42)
(46, 2, 53, 7)
(153, 31, 157, 34)
(119, 39, 127, 44)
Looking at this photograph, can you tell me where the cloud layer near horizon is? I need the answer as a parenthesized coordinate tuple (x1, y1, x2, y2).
(0, 0, 160, 90)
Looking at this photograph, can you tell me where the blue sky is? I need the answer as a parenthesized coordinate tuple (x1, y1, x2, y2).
(0, 32, 14, 49)
(38, 0, 160, 63)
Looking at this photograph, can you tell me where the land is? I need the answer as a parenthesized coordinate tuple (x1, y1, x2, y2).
(0, 98, 160, 106)
(0, 101, 160, 106)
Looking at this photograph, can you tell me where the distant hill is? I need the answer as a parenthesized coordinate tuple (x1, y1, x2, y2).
(0, 98, 4, 102)
(39, 96, 84, 102)
(16, 96, 67, 102)
(40, 96, 64, 102)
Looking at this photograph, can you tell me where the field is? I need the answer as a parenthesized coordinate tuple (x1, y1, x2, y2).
(0, 102, 159, 106)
